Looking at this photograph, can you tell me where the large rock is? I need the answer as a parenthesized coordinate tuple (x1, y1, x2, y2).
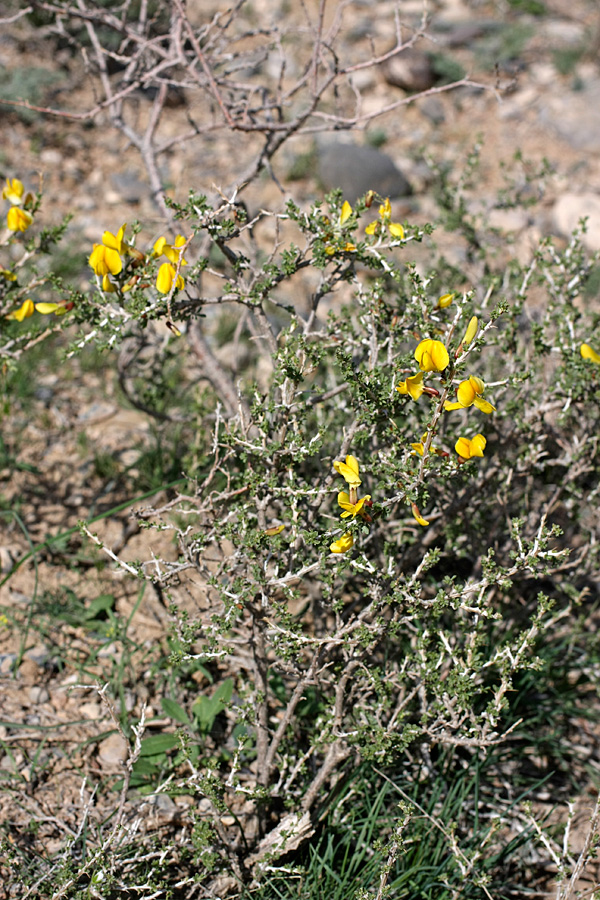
(316, 140, 412, 203)
(380, 48, 438, 93)
(552, 193, 600, 252)
(539, 77, 600, 153)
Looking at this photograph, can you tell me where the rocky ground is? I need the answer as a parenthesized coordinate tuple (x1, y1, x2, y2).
(1, 0, 600, 892)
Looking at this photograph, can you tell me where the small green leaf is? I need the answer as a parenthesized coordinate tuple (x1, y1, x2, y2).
(161, 697, 191, 725)
(138, 734, 180, 757)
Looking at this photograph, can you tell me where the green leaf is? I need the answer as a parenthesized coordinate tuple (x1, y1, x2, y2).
(161, 697, 191, 725)
(192, 677, 234, 733)
(138, 733, 180, 757)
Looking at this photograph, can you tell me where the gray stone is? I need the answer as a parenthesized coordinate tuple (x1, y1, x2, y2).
(316, 140, 412, 203)
(552, 193, 600, 252)
(29, 686, 50, 704)
(381, 48, 437, 93)
(420, 97, 446, 125)
(539, 79, 600, 152)
(98, 733, 128, 767)
(109, 169, 147, 204)
(0, 546, 16, 574)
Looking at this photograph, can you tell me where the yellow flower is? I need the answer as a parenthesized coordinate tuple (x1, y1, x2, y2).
(102, 224, 127, 255)
(455, 433, 486, 460)
(397, 371, 424, 401)
(89, 243, 123, 277)
(6, 299, 70, 320)
(264, 524, 285, 536)
(411, 502, 429, 527)
(34, 302, 68, 316)
(6, 299, 34, 321)
(437, 293, 454, 309)
(581, 343, 600, 365)
(463, 316, 479, 345)
(410, 433, 440, 456)
(338, 492, 371, 519)
(101, 274, 117, 293)
(156, 262, 184, 294)
(330, 532, 354, 554)
(2, 178, 24, 205)
(89, 225, 129, 277)
(444, 375, 495, 414)
(339, 201, 352, 226)
(366, 197, 404, 239)
(7, 207, 33, 232)
(0, 267, 17, 282)
(333, 455, 361, 487)
(153, 234, 189, 266)
(414, 339, 449, 373)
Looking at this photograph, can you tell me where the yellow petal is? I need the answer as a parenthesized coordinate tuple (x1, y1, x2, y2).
(2, 178, 24, 205)
(34, 302, 61, 315)
(264, 524, 285, 536)
(581, 343, 600, 365)
(334, 455, 361, 486)
(463, 316, 479, 345)
(456, 379, 477, 407)
(0, 267, 17, 282)
(102, 274, 117, 293)
(388, 222, 404, 238)
(7, 207, 33, 232)
(337, 491, 353, 512)
(379, 198, 392, 219)
(153, 236, 167, 257)
(340, 201, 352, 225)
(411, 502, 429, 527)
(470, 433, 486, 455)
(415, 339, 449, 373)
(444, 401, 463, 411)
(330, 532, 354, 554)
(455, 437, 472, 458)
(89, 244, 122, 276)
(103, 224, 126, 252)
(6, 299, 35, 321)
(411, 442, 425, 456)
(468, 375, 485, 394)
(397, 371, 424, 400)
(473, 397, 495, 414)
(365, 221, 378, 235)
(437, 293, 454, 309)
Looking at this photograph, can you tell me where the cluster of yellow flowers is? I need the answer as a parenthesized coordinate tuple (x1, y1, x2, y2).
(2, 178, 33, 233)
(330, 455, 371, 553)
(324, 196, 405, 257)
(88, 225, 188, 296)
(2, 178, 69, 321)
(397, 316, 495, 465)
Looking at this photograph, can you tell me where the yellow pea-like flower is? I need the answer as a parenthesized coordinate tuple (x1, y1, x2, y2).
(455, 433, 486, 460)
(445, 376, 496, 414)
(7, 207, 33, 232)
(337, 492, 371, 519)
(330, 532, 354, 554)
(89, 244, 123, 277)
(581, 343, 600, 365)
(333, 455, 361, 487)
(2, 178, 24, 205)
(156, 262, 185, 294)
(6, 299, 35, 321)
(463, 316, 479, 345)
(397, 371, 424, 401)
(339, 201, 352, 226)
(414, 339, 449, 373)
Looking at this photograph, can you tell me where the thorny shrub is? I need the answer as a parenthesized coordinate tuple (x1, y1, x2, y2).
(1, 157, 600, 899)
